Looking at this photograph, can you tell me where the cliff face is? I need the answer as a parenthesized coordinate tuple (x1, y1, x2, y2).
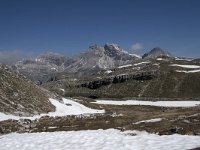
(81, 71, 158, 89)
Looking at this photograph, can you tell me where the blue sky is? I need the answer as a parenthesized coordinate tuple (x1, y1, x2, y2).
(0, 0, 200, 58)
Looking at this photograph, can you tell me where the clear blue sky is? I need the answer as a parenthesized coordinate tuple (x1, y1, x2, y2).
(0, 0, 200, 57)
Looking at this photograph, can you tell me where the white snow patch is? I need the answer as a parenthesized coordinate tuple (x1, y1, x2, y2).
(105, 70, 112, 74)
(170, 64, 200, 69)
(132, 67, 141, 70)
(118, 64, 132, 68)
(111, 43, 120, 51)
(69, 78, 77, 81)
(1, 129, 200, 150)
(133, 118, 163, 125)
(157, 58, 163, 60)
(175, 57, 193, 61)
(0, 98, 104, 121)
(48, 126, 58, 129)
(176, 69, 200, 73)
(51, 67, 57, 70)
(93, 100, 200, 107)
(153, 63, 160, 66)
(129, 53, 142, 58)
(35, 58, 42, 62)
(133, 61, 150, 66)
(59, 88, 65, 92)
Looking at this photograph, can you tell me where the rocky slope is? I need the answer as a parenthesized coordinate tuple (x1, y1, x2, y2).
(0, 64, 55, 116)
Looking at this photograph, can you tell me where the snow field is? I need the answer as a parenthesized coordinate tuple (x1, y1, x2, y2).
(170, 64, 200, 69)
(0, 129, 200, 150)
(0, 98, 104, 121)
(105, 70, 112, 74)
(175, 58, 193, 61)
(176, 69, 200, 73)
(157, 58, 164, 60)
(117, 61, 151, 69)
(133, 61, 150, 66)
(118, 64, 132, 68)
(93, 100, 200, 107)
(169, 64, 200, 73)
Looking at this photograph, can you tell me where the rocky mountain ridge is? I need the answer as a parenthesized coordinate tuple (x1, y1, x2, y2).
(12, 44, 141, 82)
(65, 44, 140, 72)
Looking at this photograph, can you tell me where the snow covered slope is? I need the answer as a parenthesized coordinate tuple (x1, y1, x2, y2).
(0, 98, 104, 121)
(1, 129, 200, 150)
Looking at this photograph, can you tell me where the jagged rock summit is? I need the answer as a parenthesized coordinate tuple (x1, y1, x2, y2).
(66, 43, 140, 72)
(142, 47, 173, 59)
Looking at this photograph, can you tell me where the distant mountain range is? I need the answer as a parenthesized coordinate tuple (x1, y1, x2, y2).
(11, 43, 173, 83)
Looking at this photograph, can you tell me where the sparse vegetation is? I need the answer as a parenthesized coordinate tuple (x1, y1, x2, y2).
(43, 58, 200, 100)
(0, 64, 55, 116)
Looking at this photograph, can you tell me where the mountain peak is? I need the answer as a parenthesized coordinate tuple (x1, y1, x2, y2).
(151, 47, 163, 52)
(38, 51, 65, 58)
(36, 51, 66, 66)
(104, 43, 122, 51)
(89, 44, 102, 50)
(142, 47, 173, 59)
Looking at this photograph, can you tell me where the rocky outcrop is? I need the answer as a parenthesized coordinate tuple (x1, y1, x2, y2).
(81, 71, 159, 89)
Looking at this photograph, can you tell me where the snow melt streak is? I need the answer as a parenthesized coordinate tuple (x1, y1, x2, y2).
(0, 129, 200, 150)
